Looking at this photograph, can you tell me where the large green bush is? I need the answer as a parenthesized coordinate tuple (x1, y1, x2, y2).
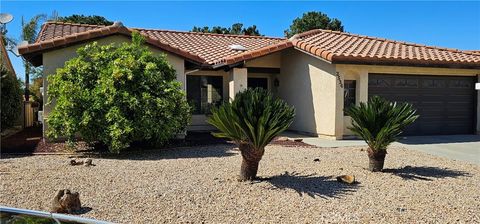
(1, 66, 23, 131)
(47, 32, 191, 152)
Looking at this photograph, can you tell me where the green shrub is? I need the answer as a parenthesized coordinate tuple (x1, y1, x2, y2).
(47, 32, 191, 152)
(1, 66, 23, 131)
(346, 96, 418, 171)
(208, 88, 295, 181)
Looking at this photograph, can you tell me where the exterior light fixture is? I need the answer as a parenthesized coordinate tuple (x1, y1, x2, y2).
(274, 78, 279, 87)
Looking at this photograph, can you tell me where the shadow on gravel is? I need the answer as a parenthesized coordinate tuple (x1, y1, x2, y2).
(383, 166, 471, 181)
(74, 207, 93, 215)
(266, 171, 359, 198)
(101, 145, 238, 161)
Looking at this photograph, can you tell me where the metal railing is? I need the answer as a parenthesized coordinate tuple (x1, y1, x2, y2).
(0, 206, 113, 224)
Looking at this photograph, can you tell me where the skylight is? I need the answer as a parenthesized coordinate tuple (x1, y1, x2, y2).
(229, 44, 247, 51)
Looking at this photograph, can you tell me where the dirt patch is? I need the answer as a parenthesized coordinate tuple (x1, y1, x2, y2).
(271, 137, 317, 148)
(2, 130, 315, 155)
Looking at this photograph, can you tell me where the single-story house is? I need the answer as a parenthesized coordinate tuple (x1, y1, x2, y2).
(19, 21, 480, 139)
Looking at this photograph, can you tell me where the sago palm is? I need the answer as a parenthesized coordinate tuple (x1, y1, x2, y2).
(208, 88, 295, 181)
(346, 96, 418, 172)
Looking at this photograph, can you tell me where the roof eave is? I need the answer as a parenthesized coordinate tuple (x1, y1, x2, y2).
(211, 41, 294, 69)
(332, 56, 480, 70)
(18, 25, 208, 66)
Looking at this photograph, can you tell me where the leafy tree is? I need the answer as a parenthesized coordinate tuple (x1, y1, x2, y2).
(285, 11, 344, 38)
(29, 77, 43, 108)
(208, 88, 295, 181)
(21, 14, 47, 102)
(47, 32, 191, 152)
(345, 96, 418, 172)
(56, 14, 113, 25)
(1, 66, 23, 131)
(192, 23, 261, 36)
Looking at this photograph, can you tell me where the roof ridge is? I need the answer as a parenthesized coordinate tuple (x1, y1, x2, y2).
(297, 29, 478, 56)
(131, 27, 285, 40)
(44, 21, 107, 28)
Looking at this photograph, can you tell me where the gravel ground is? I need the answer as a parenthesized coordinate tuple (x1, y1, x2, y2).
(1, 144, 479, 223)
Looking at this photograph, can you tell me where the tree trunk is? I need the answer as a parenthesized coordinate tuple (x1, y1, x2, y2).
(25, 64, 30, 102)
(367, 148, 386, 172)
(238, 143, 264, 181)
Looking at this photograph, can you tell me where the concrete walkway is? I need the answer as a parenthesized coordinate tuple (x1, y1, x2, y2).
(281, 132, 480, 165)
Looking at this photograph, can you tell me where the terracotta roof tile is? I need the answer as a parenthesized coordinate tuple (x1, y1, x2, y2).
(21, 22, 286, 67)
(19, 22, 480, 69)
(292, 29, 480, 67)
(36, 22, 106, 42)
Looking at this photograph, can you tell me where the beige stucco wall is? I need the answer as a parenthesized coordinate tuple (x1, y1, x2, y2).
(42, 35, 185, 136)
(245, 52, 281, 68)
(277, 49, 339, 138)
(336, 64, 480, 137)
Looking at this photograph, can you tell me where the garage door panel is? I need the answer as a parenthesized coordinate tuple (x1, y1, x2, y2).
(368, 74, 476, 136)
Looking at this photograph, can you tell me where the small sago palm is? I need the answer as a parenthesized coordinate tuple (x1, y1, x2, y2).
(208, 88, 295, 181)
(346, 96, 418, 172)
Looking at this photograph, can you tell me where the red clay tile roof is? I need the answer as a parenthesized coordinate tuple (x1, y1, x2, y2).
(134, 28, 287, 66)
(19, 22, 480, 69)
(35, 22, 106, 43)
(292, 29, 480, 68)
(19, 22, 286, 67)
(464, 50, 480, 55)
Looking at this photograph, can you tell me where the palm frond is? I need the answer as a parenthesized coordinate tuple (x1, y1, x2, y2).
(208, 88, 295, 149)
(346, 96, 419, 152)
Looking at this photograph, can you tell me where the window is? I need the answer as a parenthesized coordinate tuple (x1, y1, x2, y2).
(248, 77, 268, 90)
(187, 75, 223, 115)
(344, 80, 356, 115)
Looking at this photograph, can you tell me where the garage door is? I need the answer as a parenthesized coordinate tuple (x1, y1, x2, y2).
(368, 74, 476, 135)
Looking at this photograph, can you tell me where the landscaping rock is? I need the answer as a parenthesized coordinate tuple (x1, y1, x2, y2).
(70, 159, 94, 166)
(69, 159, 83, 166)
(84, 159, 94, 167)
(276, 137, 289, 141)
(336, 175, 356, 184)
(51, 189, 81, 214)
(293, 138, 303, 142)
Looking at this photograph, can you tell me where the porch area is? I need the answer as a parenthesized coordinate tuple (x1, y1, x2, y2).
(186, 53, 282, 131)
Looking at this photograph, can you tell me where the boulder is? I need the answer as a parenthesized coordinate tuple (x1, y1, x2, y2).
(336, 175, 356, 184)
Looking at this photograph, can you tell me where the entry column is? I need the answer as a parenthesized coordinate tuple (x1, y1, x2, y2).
(229, 68, 247, 101)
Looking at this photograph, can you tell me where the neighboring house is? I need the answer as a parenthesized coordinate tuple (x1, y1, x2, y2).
(19, 21, 480, 139)
(0, 35, 16, 76)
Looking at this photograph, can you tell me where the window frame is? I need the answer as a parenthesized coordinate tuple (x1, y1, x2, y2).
(343, 80, 357, 115)
(186, 75, 224, 115)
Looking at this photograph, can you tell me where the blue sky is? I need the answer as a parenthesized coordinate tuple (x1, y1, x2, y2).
(2, 1, 480, 80)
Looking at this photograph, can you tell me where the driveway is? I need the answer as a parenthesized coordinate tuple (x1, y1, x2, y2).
(395, 135, 480, 165)
(281, 132, 480, 165)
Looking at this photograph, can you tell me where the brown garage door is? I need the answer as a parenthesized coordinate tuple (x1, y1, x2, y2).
(368, 74, 476, 135)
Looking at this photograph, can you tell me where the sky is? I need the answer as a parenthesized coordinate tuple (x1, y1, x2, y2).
(1, 1, 480, 80)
